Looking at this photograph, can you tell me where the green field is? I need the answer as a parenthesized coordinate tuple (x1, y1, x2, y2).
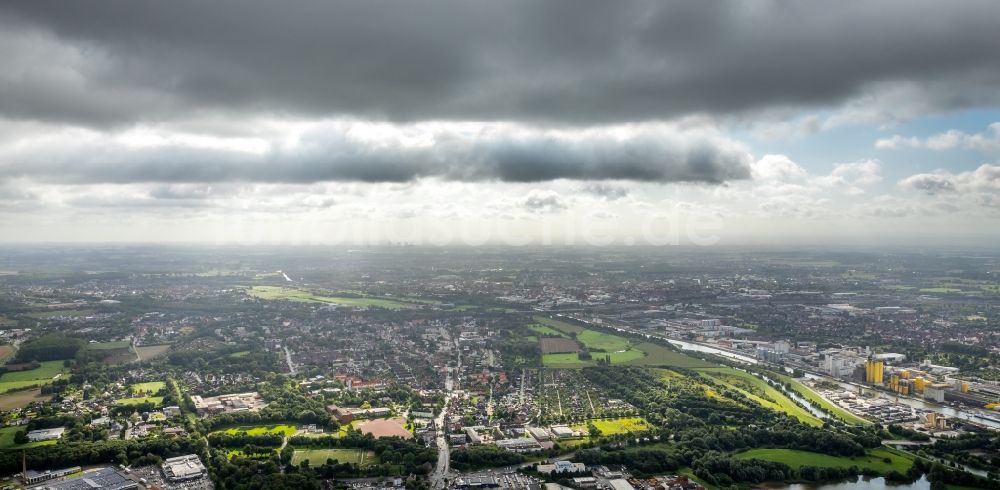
(0, 361, 67, 393)
(26, 309, 95, 319)
(734, 448, 914, 475)
(543, 350, 645, 367)
(528, 324, 567, 337)
(214, 424, 298, 438)
(0, 426, 58, 449)
(773, 373, 870, 425)
(573, 417, 653, 435)
(87, 340, 131, 350)
(699, 368, 823, 427)
(920, 287, 963, 293)
(291, 448, 376, 466)
(131, 382, 165, 394)
(114, 396, 164, 407)
(247, 286, 415, 310)
(534, 317, 712, 369)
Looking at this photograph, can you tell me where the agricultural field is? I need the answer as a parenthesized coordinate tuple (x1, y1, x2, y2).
(291, 448, 377, 467)
(533, 317, 712, 369)
(0, 426, 58, 449)
(0, 345, 14, 364)
(528, 324, 567, 337)
(214, 424, 298, 438)
(0, 389, 51, 410)
(131, 382, 166, 394)
(114, 396, 164, 407)
(0, 360, 67, 393)
(698, 368, 824, 427)
(135, 344, 171, 361)
(733, 448, 914, 475)
(246, 286, 417, 310)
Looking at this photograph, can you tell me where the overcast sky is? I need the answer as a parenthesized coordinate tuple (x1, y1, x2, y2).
(2, 1, 1000, 246)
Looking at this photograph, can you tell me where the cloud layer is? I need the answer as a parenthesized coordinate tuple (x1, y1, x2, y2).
(3, 1, 1000, 126)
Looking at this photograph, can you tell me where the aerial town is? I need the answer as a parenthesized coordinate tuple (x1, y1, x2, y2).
(0, 246, 996, 490)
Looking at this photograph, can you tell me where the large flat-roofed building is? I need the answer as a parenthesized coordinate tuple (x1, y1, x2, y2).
(162, 454, 208, 481)
(22, 466, 81, 485)
(27, 427, 66, 442)
(608, 479, 636, 490)
(191, 392, 266, 417)
(39, 467, 136, 490)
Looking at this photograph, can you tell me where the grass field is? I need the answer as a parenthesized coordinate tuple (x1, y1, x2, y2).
(528, 324, 567, 337)
(0, 345, 14, 364)
(291, 448, 377, 466)
(247, 286, 416, 310)
(87, 340, 131, 350)
(214, 424, 298, 438)
(0, 426, 58, 449)
(115, 396, 164, 407)
(135, 344, 171, 361)
(733, 448, 914, 475)
(773, 373, 870, 425)
(699, 368, 823, 427)
(131, 382, 166, 394)
(26, 309, 94, 319)
(0, 389, 51, 410)
(534, 317, 712, 369)
(0, 360, 67, 392)
(573, 417, 653, 435)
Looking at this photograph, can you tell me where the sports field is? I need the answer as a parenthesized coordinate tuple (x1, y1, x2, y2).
(131, 382, 166, 394)
(114, 396, 164, 406)
(734, 448, 913, 475)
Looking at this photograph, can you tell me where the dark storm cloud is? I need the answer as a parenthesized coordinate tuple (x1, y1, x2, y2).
(3, 1, 1000, 126)
(0, 124, 753, 184)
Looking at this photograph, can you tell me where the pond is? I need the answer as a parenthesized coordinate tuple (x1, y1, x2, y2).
(765, 476, 929, 490)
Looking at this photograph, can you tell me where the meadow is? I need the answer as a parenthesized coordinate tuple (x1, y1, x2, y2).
(733, 447, 914, 475)
(114, 396, 164, 407)
(572, 416, 653, 435)
(214, 424, 298, 438)
(0, 360, 67, 393)
(291, 448, 377, 467)
(131, 381, 166, 394)
(0, 426, 57, 449)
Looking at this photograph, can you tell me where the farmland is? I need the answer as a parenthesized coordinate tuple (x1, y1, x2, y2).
(0, 361, 67, 393)
(135, 344, 171, 361)
(0, 389, 51, 410)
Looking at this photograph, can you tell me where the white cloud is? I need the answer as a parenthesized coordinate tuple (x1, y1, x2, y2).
(876, 123, 1000, 151)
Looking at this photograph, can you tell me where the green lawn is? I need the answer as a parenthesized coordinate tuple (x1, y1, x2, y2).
(291, 448, 377, 466)
(699, 368, 824, 427)
(87, 340, 131, 350)
(920, 287, 962, 293)
(131, 381, 166, 394)
(0, 426, 58, 449)
(543, 350, 645, 367)
(0, 361, 66, 382)
(772, 373, 870, 425)
(572, 417, 653, 435)
(734, 448, 914, 475)
(214, 424, 298, 438)
(114, 396, 164, 407)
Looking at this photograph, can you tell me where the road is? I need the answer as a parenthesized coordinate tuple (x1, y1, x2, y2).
(284, 346, 297, 375)
(431, 338, 462, 489)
